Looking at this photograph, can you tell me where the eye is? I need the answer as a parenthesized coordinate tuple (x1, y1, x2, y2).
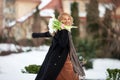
(68, 18, 71, 20)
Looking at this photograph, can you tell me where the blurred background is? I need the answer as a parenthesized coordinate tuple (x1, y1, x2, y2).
(0, 0, 120, 80)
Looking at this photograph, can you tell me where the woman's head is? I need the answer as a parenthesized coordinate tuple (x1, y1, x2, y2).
(58, 13, 73, 26)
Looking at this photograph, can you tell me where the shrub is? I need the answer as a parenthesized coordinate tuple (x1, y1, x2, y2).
(106, 68, 120, 80)
(22, 64, 41, 74)
(84, 60, 93, 69)
(79, 56, 93, 69)
(77, 39, 99, 59)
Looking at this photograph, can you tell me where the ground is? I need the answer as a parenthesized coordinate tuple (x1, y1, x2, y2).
(0, 44, 120, 80)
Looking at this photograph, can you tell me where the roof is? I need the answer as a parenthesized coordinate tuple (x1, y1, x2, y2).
(16, 0, 40, 2)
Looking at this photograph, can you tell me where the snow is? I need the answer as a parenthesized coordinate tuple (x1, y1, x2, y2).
(0, 43, 20, 52)
(17, 0, 52, 22)
(39, 9, 55, 17)
(0, 43, 120, 80)
(99, 4, 106, 17)
(38, 0, 52, 10)
(6, 21, 16, 27)
(0, 44, 49, 80)
(17, 9, 37, 22)
(16, 0, 109, 22)
(85, 58, 120, 79)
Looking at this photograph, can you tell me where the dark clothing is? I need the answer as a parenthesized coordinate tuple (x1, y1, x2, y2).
(32, 29, 85, 80)
(32, 32, 52, 38)
(32, 30, 70, 80)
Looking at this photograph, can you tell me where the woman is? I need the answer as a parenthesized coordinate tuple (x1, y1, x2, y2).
(32, 13, 85, 80)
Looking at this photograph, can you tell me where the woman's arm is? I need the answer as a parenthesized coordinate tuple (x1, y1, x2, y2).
(32, 31, 52, 38)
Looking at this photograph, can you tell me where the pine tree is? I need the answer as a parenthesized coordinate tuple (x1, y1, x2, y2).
(70, 1, 80, 48)
(86, 0, 99, 36)
(85, 0, 101, 58)
(86, 0, 99, 24)
(32, 7, 42, 46)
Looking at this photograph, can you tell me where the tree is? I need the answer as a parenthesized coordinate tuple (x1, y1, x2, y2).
(86, 0, 100, 36)
(70, 1, 80, 48)
(102, 0, 120, 59)
(101, 8, 113, 57)
(32, 7, 44, 46)
(85, 0, 102, 59)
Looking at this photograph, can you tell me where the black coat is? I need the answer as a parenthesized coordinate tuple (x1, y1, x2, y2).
(32, 30, 70, 80)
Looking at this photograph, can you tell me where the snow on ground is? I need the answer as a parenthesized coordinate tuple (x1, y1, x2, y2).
(0, 44, 49, 80)
(85, 58, 120, 80)
(0, 43, 120, 80)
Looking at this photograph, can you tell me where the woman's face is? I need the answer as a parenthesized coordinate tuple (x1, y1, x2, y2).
(60, 15, 72, 26)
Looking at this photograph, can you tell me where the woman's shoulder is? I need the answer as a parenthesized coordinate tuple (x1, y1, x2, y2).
(58, 29, 69, 33)
(54, 29, 69, 38)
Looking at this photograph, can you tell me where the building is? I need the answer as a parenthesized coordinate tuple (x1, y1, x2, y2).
(0, 0, 120, 44)
(0, 0, 3, 34)
(4, 0, 16, 27)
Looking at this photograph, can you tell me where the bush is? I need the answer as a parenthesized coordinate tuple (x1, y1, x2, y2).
(77, 39, 99, 59)
(0, 35, 7, 43)
(84, 60, 93, 69)
(106, 68, 120, 80)
(78, 56, 93, 69)
(22, 64, 41, 74)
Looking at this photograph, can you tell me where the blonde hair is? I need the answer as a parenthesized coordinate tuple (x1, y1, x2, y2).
(58, 13, 73, 25)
